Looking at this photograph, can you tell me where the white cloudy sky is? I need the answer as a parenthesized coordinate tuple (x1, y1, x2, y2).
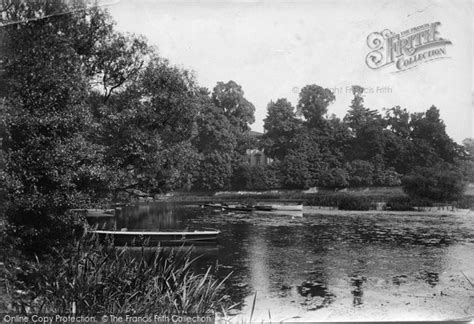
(106, 0, 473, 143)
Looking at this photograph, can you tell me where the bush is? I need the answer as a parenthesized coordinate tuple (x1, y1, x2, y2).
(373, 168, 402, 186)
(5, 203, 86, 257)
(306, 192, 392, 208)
(4, 233, 229, 315)
(320, 168, 349, 189)
(455, 196, 474, 209)
(337, 196, 372, 210)
(306, 195, 341, 208)
(385, 196, 414, 211)
(402, 164, 465, 202)
(231, 164, 282, 191)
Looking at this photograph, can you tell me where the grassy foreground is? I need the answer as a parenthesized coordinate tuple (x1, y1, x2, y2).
(2, 233, 229, 315)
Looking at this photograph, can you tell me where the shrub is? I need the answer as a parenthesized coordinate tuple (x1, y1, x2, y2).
(409, 198, 433, 208)
(454, 196, 474, 209)
(385, 196, 414, 211)
(4, 233, 229, 315)
(321, 168, 349, 189)
(337, 196, 371, 210)
(230, 164, 282, 191)
(373, 168, 402, 186)
(5, 203, 86, 257)
(306, 192, 392, 208)
(456, 196, 474, 209)
(402, 164, 465, 202)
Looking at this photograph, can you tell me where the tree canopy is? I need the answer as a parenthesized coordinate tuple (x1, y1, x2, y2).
(263, 85, 465, 193)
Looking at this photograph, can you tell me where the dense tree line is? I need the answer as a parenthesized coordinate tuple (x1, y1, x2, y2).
(261, 85, 469, 201)
(0, 2, 471, 251)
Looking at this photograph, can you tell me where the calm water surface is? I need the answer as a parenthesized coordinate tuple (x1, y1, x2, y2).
(90, 203, 474, 321)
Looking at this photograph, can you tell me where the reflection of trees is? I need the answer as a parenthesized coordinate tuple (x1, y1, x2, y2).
(260, 216, 453, 309)
(248, 227, 270, 294)
(350, 276, 366, 306)
(263, 225, 334, 297)
(116, 202, 188, 230)
(215, 222, 252, 308)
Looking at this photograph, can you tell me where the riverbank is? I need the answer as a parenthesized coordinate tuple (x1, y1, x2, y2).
(141, 186, 474, 212)
(304, 206, 473, 217)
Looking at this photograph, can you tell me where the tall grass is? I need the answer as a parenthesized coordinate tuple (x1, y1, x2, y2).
(4, 233, 229, 315)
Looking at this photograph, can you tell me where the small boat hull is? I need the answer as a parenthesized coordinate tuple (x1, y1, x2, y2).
(90, 230, 220, 246)
(270, 204, 303, 211)
(254, 210, 303, 217)
(254, 205, 274, 211)
(223, 205, 253, 212)
(202, 203, 225, 209)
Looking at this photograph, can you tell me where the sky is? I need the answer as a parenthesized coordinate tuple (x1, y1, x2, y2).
(106, 0, 473, 143)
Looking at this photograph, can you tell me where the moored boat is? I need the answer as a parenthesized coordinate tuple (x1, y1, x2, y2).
(269, 204, 303, 211)
(223, 205, 254, 212)
(201, 203, 226, 209)
(254, 205, 274, 211)
(90, 229, 220, 245)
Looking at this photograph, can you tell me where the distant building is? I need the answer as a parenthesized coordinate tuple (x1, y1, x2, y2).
(246, 131, 272, 167)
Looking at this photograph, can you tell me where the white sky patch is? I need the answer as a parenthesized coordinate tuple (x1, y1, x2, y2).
(107, 0, 473, 143)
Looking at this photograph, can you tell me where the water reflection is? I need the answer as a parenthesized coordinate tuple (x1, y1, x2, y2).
(297, 280, 335, 310)
(350, 275, 366, 306)
(416, 271, 439, 287)
(87, 203, 474, 319)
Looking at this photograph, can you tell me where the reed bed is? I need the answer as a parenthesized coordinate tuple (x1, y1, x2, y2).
(4, 233, 229, 315)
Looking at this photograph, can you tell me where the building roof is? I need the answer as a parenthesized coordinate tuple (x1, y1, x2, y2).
(248, 130, 264, 137)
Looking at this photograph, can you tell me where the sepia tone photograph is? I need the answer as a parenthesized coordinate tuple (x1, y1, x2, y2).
(0, 0, 473, 322)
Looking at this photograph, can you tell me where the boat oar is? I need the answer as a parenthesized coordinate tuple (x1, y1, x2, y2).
(461, 271, 474, 287)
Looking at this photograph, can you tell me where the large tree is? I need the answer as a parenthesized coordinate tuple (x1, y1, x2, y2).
(380, 106, 414, 174)
(263, 98, 300, 160)
(297, 85, 335, 127)
(1, 2, 114, 252)
(209, 80, 256, 189)
(410, 106, 463, 166)
(192, 88, 236, 190)
(211, 80, 255, 133)
(95, 56, 201, 195)
(459, 138, 474, 183)
(343, 86, 386, 162)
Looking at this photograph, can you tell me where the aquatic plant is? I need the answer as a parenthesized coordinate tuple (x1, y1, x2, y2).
(4, 233, 229, 315)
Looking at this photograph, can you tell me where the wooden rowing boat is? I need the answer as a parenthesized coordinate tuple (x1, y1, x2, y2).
(254, 204, 303, 211)
(222, 205, 254, 212)
(201, 203, 225, 209)
(90, 229, 220, 245)
(269, 204, 303, 211)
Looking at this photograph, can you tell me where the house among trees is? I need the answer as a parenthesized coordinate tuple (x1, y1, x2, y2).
(246, 131, 271, 167)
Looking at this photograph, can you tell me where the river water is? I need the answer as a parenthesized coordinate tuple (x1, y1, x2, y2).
(89, 203, 474, 321)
